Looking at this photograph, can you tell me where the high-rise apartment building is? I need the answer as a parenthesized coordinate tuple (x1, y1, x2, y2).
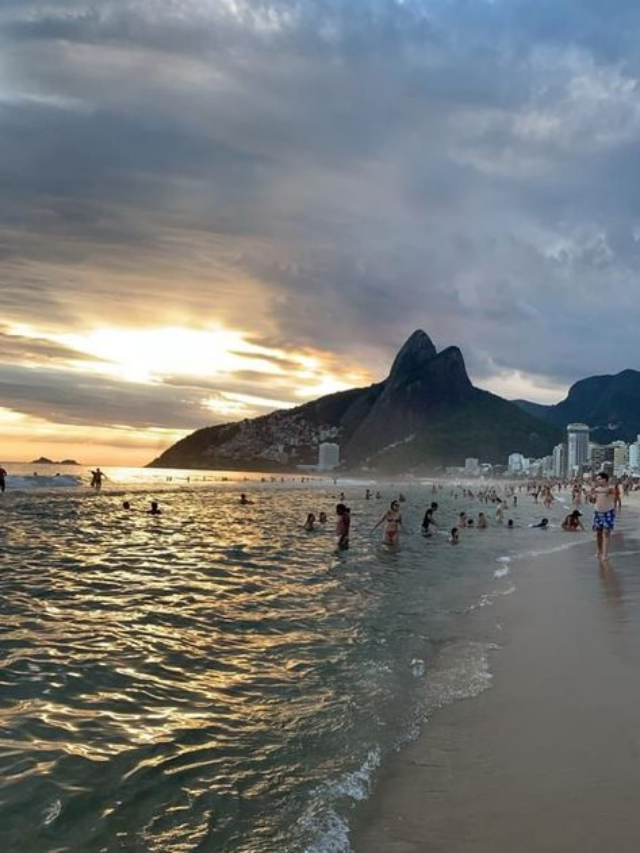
(566, 423, 589, 474)
(318, 442, 340, 471)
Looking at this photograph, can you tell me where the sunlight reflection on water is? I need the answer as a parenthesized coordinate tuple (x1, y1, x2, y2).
(0, 477, 592, 852)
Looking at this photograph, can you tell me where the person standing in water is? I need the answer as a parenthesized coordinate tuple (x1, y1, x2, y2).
(0, 464, 7, 493)
(421, 502, 439, 537)
(374, 500, 403, 546)
(335, 504, 350, 550)
(90, 468, 105, 491)
(590, 472, 616, 560)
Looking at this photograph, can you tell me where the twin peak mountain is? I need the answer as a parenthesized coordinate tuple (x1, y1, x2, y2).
(150, 330, 562, 473)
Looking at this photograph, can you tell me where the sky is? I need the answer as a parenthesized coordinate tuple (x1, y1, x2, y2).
(2, 0, 640, 465)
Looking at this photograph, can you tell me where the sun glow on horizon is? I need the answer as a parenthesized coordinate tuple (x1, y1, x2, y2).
(1, 322, 374, 463)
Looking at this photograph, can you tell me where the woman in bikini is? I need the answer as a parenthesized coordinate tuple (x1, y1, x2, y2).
(374, 500, 403, 546)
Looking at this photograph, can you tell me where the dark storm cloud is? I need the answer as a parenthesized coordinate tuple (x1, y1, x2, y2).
(2, 0, 640, 408)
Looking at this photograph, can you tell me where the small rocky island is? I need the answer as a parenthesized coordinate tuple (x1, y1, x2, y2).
(31, 457, 80, 465)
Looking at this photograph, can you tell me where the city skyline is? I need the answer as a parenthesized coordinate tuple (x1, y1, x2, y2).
(3, 2, 640, 464)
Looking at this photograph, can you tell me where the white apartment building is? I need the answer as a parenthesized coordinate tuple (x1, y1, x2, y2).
(318, 442, 340, 471)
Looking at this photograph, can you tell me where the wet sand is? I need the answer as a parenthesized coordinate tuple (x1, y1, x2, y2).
(355, 511, 640, 853)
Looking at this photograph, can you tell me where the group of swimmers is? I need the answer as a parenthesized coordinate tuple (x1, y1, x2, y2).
(291, 471, 621, 558)
(122, 500, 162, 515)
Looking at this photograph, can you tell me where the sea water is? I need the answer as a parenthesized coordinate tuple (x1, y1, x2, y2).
(0, 468, 584, 852)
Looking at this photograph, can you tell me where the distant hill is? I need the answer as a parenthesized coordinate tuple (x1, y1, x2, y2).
(149, 330, 560, 473)
(31, 457, 80, 465)
(515, 369, 640, 443)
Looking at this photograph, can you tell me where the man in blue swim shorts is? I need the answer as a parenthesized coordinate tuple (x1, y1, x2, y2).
(589, 471, 616, 560)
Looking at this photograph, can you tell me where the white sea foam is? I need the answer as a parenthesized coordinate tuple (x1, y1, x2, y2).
(468, 584, 516, 611)
(301, 748, 381, 853)
(423, 640, 496, 710)
(410, 658, 426, 677)
(494, 566, 510, 579)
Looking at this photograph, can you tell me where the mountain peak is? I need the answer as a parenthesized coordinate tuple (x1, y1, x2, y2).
(388, 329, 437, 379)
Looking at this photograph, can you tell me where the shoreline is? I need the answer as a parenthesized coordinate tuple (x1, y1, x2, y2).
(353, 501, 640, 853)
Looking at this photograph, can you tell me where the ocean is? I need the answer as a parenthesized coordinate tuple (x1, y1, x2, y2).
(0, 466, 591, 852)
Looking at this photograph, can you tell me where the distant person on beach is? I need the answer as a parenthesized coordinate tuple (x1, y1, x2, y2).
(335, 503, 350, 550)
(477, 512, 488, 529)
(0, 464, 7, 493)
(590, 472, 616, 560)
(148, 501, 161, 515)
(562, 510, 584, 531)
(614, 482, 622, 512)
(374, 500, 403, 546)
(449, 527, 459, 545)
(507, 519, 514, 529)
(495, 500, 504, 523)
(531, 518, 549, 530)
(239, 493, 253, 505)
(319, 511, 327, 524)
(90, 468, 105, 491)
(304, 512, 316, 531)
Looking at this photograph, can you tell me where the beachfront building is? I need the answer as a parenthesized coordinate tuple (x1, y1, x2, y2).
(552, 443, 565, 478)
(629, 438, 640, 474)
(465, 457, 480, 475)
(612, 441, 629, 476)
(566, 423, 590, 475)
(589, 443, 609, 472)
(508, 453, 529, 474)
(318, 442, 340, 471)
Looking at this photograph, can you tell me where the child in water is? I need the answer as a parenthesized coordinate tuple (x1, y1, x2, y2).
(374, 500, 403, 546)
(336, 504, 350, 550)
(449, 527, 459, 544)
(304, 512, 316, 531)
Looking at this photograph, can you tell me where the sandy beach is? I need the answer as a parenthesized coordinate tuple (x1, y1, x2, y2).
(355, 498, 640, 853)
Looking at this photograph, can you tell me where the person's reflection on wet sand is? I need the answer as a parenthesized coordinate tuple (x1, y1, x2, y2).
(598, 558, 624, 616)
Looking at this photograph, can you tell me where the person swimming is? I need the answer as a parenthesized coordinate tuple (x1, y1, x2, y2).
(148, 501, 161, 515)
(319, 511, 327, 524)
(303, 512, 316, 531)
(531, 518, 549, 529)
(449, 527, 460, 544)
(374, 500, 403, 546)
(239, 493, 253, 505)
(477, 512, 488, 529)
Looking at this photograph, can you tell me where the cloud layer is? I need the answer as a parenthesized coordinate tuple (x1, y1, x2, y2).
(2, 1, 640, 459)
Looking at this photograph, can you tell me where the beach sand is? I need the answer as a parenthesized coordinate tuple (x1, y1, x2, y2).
(355, 503, 640, 853)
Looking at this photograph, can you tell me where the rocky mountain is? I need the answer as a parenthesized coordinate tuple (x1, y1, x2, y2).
(149, 330, 561, 472)
(515, 369, 640, 444)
